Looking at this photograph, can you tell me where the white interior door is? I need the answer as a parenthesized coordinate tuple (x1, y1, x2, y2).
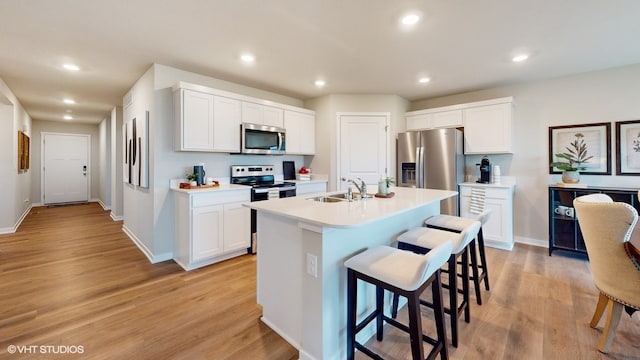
(338, 113, 389, 192)
(43, 133, 90, 204)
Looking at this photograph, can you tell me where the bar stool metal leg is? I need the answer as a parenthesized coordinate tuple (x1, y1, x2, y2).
(347, 269, 357, 360)
(478, 228, 490, 291)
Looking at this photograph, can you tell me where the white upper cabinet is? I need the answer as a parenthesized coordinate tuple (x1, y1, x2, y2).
(432, 110, 463, 128)
(241, 101, 263, 124)
(406, 113, 432, 130)
(406, 97, 513, 154)
(284, 110, 315, 155)
(241, 102, 284, 128)
(405, 109, 462, 131)
(174, 89, 240, 152)
(263, 106, 284, 128)
(463, 101, 513, 154)
(176, 89, 215, 151)
(212, 96, 241, 152)
(174, 82, 312, 153)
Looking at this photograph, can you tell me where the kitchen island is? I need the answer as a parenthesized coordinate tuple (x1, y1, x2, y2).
(245, 187, 457, 360)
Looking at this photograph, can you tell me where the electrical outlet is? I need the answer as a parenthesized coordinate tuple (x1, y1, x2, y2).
(306, 253, 318, 278)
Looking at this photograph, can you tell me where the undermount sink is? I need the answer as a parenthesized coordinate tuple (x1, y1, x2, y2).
(327, 192, 374, 200)
(307, 192, 376, 203)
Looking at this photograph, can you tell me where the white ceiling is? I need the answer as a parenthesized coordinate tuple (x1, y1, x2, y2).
(1, 0, 640, 125)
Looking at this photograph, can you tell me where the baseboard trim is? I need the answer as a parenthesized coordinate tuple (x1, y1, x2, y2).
(515, 236, 548, 248)
(485, 240, 515, 251)
(0, 205, 32, 234)
(121, 225, 172, 264)
(96, 199, 111, 211)
(110, 212, 123, 221)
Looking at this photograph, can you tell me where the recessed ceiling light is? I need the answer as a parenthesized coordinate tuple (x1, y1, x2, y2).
(418, 77, 431, 84)
(512, 54, 529, 62)
(63, 115, 73, 120)
(63, 63, 80, 71)
(314, 80, 326, 87)
(401, 14, 420, 26)
(63, 98, 75, 104)
(240, 54, 255, 63)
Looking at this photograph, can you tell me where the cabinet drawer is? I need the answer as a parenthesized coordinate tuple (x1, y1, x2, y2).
(192, 190, 250, 208)
(459, 186, 508, 199)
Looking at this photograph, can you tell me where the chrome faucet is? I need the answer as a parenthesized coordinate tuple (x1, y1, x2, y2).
(341, 177, 367, 198)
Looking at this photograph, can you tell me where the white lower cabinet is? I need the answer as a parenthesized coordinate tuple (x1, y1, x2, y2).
(192, 205, 224, 261)
(222, 202, 251, 252)
(459, 184, 515, 250)
(174, 188, 250, 270)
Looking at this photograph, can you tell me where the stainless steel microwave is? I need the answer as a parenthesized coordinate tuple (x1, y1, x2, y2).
(241, 123, 286, 155)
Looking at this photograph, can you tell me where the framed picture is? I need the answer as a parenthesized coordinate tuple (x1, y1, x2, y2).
(17, 131, 30, 171)
(615, 119, 640, 175)
(122, 111, 150, 188)
(548, 122, 611, 175)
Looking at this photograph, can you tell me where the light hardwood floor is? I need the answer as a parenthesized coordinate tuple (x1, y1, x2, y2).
(0, 203, 638, 359)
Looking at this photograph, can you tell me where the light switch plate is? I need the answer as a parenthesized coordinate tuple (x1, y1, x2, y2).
(306, 253, 318, 278)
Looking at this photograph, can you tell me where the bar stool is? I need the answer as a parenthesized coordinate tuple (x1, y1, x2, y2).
(425, 209, 492, 305)
(391, 220, 481, 348)
(345, 242, 453, 360)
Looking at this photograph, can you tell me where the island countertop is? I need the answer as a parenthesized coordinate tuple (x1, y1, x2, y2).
(244, 186, 457, 228)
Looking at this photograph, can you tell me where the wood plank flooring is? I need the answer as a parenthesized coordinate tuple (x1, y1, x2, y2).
(0, 203, 297, 360)
(0, 203, 638, 359)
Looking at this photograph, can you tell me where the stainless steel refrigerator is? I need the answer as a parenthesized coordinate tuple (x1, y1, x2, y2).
(397, 128, 464, 215)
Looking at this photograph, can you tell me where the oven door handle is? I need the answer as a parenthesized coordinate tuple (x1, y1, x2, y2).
(254, 186, 297, 194)
(253, 187, 277, 194)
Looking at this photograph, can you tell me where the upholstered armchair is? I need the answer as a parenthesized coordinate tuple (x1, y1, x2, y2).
(573, 194, 640, 353)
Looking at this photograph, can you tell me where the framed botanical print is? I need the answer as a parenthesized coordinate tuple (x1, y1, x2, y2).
(548, 122, 611, 175)
(615, 119, 640, 175)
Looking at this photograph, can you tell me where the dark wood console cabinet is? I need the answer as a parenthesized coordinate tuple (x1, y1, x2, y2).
(548, 185, 639, 256)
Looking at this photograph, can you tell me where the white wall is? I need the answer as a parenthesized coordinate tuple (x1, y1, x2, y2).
(122, 67, 157, 260)
(121, 64, 308, 262)
(110, 106, 124, 220)
(30, 120, 100, 204)
(98, 116, 111, 209)
(411, 63, 640, 245)
(0, 77, 32, 233)
(304, 94, 409, 190)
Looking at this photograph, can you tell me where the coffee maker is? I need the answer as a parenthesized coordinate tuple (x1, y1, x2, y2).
(476, 156, 491, 184)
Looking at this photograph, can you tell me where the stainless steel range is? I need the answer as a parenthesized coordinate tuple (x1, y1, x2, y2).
(230, 165, 296, 254)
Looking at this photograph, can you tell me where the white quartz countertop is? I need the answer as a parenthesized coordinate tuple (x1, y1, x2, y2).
(244, 186, 457, 228)
(170, 183, 250, 194)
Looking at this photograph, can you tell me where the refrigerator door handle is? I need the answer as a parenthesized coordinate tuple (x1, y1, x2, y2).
(415, 147, 420, 187)
(417, 146, 425, 188)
